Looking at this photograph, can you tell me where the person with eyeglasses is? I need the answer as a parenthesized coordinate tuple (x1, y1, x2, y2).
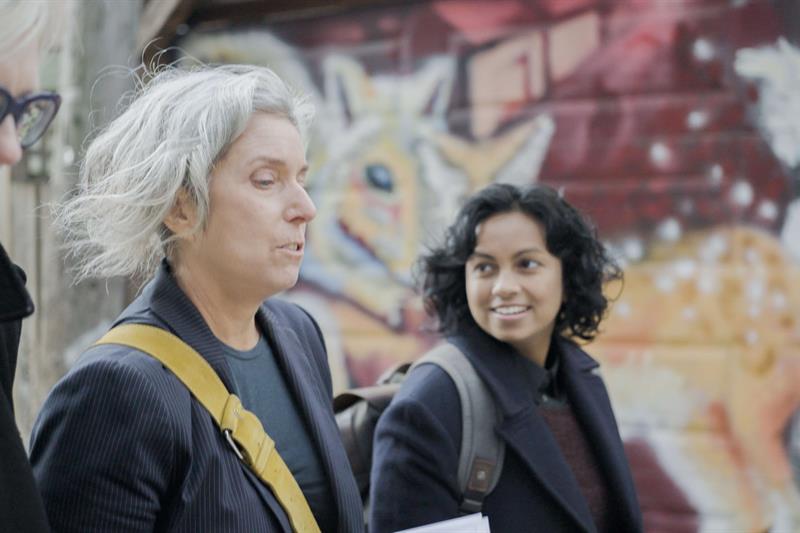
(0, 86, 60, 163)
(1, 1, 61, 531)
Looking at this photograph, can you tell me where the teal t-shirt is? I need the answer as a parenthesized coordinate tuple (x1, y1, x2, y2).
(223, 335, 336, 532)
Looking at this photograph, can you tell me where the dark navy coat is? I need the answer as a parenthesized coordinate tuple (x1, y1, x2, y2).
(369, 324, 642, 533)
(30, 263, 363, 532)
(0, 245, 50, 533)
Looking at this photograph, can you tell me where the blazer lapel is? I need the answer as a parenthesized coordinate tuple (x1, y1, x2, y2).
(559, 340, 641, 528)
(449, 328, 596, 533)
(259, 306, 360, 533)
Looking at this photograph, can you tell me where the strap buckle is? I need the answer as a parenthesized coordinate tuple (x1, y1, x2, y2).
(223, 428, 244, 461)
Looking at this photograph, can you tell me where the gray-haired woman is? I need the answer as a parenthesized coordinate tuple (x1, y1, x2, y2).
(29, 65, 363, 532)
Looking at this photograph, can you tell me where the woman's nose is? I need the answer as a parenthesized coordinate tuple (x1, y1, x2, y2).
(491, 271, 519, 298)
(0, 115, 23, 167)
(286, 183, 317, 223)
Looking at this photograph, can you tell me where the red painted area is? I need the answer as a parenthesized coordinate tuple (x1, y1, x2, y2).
(269, 0, 792, 237)
(626, 438, 700, 533)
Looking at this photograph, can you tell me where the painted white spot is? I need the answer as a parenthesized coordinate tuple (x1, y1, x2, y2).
(746, 280, 765, 301)
(697, 271, 718, 293)
(730, 180, 754, 207)
(693, 38, 716, 62)
(744, 247, 761, 264)
(655, 274, 676, 293)
(686, 110, 709, 130)
(682, 307, 697, 321)
(649, 141, 671, 167)
(622, 238, 644, 262)
(772, 291, 788, 310)
(615, 301, 632, 317)
(700, 233, 728, 262)
(707, 164, 724, 186)
(656, 218, 682, 242)
(674, 258, 696, 279)
(748, 305, 761, 318)
(745, 329, 759, 344)
(757, 200, 778, 220)
(604, 241, 630, 269)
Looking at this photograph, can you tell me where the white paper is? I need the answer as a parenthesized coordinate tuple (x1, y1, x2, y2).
(394, 513, 490, 533)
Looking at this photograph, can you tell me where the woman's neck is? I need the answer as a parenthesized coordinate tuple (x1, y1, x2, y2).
(172, 261, 261, 351)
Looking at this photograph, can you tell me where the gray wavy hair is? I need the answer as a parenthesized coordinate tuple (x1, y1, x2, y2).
(57, 64, 315, 282)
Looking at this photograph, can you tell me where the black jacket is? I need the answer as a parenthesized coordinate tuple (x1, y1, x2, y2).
(0, 243, 50, 532)
(370, 323, 642, 533)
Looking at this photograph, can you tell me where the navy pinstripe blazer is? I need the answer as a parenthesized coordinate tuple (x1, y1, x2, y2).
(29, 263, 364, 532)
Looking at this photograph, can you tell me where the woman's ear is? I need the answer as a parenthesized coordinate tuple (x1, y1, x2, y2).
(163, 188, 197, 238)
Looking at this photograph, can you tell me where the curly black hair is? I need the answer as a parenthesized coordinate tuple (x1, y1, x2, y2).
(417, 183, 622, 342)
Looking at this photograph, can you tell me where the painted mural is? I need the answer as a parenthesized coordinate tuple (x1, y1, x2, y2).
(180, 1, 800, 530)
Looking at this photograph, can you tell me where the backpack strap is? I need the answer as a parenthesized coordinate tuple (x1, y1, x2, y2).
(95, 323, 320, 533)
(411, 344, 505, 515)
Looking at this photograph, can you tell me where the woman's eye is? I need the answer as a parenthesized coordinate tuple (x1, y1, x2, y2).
(519, 259, 540, 270)
(474, 263, 495, 274)
(252, 171, 276, 187)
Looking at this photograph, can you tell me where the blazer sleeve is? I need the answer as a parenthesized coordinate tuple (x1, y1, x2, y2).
(368, 365, 464, 533)
(29, 352, 179, 532)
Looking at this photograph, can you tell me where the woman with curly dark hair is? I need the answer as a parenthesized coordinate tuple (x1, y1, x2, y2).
(369, 183, 642, 532)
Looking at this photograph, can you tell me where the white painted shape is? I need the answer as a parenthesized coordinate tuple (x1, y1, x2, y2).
(781, 199, 800, 263)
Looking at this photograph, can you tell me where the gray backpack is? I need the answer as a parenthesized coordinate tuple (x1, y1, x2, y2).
(333, 343, 506, 514)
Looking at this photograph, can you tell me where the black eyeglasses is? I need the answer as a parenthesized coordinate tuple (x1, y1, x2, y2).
(0, 86, 61, 149)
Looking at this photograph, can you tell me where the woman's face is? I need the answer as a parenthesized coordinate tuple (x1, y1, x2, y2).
(0, 41, 38, 167)
(465, 210, 564, 365)
(172, 112, 316, 302)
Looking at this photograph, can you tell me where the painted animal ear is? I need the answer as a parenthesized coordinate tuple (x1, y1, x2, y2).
(323, 55, 373, 128)
(400, 57, 455, 119)
(493, 113, 555, 187)
(322, 55, 456, 127)
(428, 113, 555, 191)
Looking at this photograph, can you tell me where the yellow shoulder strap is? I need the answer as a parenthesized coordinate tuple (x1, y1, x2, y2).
(95, 323, 321, 533)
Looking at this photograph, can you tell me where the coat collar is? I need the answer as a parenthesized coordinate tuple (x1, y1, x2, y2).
(447, 323, 636, 532)
(446, 323, 597, 417)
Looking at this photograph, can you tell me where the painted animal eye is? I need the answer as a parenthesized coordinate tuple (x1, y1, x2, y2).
(364, 164, 393, 192)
